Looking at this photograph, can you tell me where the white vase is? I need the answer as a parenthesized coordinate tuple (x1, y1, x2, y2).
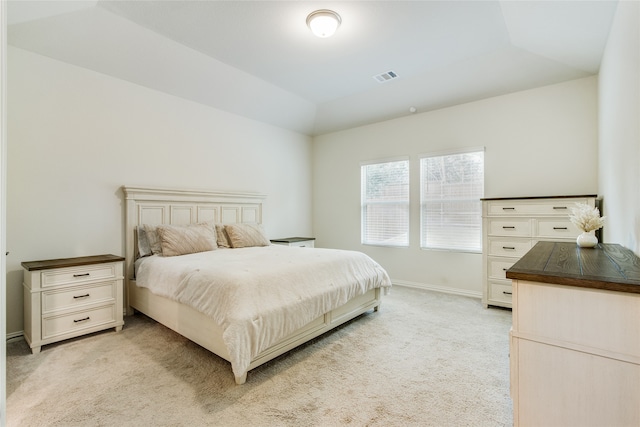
(577, 230, 598, 248)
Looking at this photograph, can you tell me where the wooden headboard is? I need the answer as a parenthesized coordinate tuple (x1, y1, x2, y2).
(121, 186, 265, 301)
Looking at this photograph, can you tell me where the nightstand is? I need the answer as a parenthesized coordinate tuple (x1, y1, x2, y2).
(270, 237, 316, 248)
(22, 254, 125, 354)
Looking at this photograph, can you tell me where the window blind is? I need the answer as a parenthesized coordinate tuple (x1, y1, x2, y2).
(361, 160, 409, 247)
(420, 150, 484, 252)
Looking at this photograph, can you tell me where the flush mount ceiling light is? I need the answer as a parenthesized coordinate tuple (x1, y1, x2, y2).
(306, 9, 341, 38)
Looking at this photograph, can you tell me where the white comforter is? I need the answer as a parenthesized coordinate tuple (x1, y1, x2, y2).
(135, 245, 392, 379)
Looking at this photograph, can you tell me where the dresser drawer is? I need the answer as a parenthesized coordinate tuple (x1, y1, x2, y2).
(488, 218, 531, 237)
(514, 280, 640, 359)
(536, 219, 581, 239)
(489, 282, 513, 305)
(486, 199, 589, 216)
(42, 305, 117, 339)
(488, 257, 517, 280)
(488, 238, 532, 257)
(42, 281, 116, 314)
(41, 264, 117, 287)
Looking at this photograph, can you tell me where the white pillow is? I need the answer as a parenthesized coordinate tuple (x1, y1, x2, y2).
(136, 225, 152, 258)
(143, 224, 163, 255)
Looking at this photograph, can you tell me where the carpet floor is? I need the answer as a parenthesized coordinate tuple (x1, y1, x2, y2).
(7, 286, 513, 426)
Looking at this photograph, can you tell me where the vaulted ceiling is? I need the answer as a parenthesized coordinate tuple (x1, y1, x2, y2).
(8, 1, 619, 136)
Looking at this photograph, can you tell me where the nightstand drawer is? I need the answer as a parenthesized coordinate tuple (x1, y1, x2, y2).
(42, 281, 116, 314)
(41, 264, 117, 287)
(42, 305, 117, 339)
(288, 240, 314, 248)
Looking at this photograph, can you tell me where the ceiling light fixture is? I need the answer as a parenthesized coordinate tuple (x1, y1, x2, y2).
(306, 9, 341, 38)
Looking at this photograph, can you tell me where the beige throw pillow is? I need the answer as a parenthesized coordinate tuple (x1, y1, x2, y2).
(215, 224, 232, 248)
(156, 223, 218, 257)
(224, 223, 270, 248)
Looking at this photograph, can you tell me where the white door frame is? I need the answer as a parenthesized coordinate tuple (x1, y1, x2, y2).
(1, 1, 8, 424)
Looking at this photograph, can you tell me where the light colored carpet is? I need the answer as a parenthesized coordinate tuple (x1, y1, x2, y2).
(7, 286, 513, 426)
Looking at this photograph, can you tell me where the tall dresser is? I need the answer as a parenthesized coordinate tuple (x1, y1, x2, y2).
(481, 195, 598, 308)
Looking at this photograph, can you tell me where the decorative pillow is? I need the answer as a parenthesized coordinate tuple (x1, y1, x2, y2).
(143, 224, 163, 255)
(137, 225, 152, 258)
(225, 223, 270, 248)
(156, 223, 218, 257)
(215, 224, 232, 248)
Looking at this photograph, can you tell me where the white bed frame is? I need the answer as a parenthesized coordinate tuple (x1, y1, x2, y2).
(123, 186, 382, 384)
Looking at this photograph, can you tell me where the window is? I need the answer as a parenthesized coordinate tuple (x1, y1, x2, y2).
(361, 159, 409, 247)
(420, 149, 484, 252)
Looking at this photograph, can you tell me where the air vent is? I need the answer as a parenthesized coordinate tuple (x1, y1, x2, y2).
(373, 70, 398, 83)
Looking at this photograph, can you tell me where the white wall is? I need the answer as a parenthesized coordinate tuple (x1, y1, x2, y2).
(598, 1, 640, 254)
(313, 77, 598, 295)
(6, 47, 313, 334)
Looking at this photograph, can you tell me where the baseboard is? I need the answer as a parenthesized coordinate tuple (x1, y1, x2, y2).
(393, 280, 482, 299)
(7, 330, 24, 343)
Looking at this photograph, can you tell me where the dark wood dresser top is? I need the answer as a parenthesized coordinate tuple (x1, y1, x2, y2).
(506, 242, 640, 294)
(270, 237, 316, 243)
(481, 194, 597, 201)
(22, 254, 125, 271)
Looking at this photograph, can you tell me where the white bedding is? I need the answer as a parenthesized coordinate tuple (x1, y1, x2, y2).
(134, 245, 392, 379)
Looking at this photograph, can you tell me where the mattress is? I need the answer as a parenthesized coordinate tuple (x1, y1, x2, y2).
(134, 245, 392, 378)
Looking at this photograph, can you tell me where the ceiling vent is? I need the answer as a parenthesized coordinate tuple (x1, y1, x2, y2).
(373, 71, 398, 83)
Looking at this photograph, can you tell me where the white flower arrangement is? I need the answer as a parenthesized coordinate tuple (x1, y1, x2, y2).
(569, 203, 605, 232)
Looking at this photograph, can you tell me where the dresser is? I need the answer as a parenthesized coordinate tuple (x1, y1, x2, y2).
(270, 237, 315, 248)
(481, 195, 598, 308)
(506, 242, 640, 426)
(22, 254, 125, 354)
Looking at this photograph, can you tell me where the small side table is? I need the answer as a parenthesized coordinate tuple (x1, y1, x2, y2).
(22, 254, 125, 354)
(270, 237, 315, 248)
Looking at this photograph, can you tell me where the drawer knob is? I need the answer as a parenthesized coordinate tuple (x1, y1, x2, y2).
(73, 294, 90, 299)
(73, 273, 90, 278)
(503, 291, 513, 295)
(502, 226, 516, 229)
(503, 246, 516, 250)
(502, 207, 515, 210)
(553, 227, 568, 230)
(73, 317, 90, 323)
(553, 206, 568, 210)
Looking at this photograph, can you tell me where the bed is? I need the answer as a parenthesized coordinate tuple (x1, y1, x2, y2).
(123, 186, 392, 384)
